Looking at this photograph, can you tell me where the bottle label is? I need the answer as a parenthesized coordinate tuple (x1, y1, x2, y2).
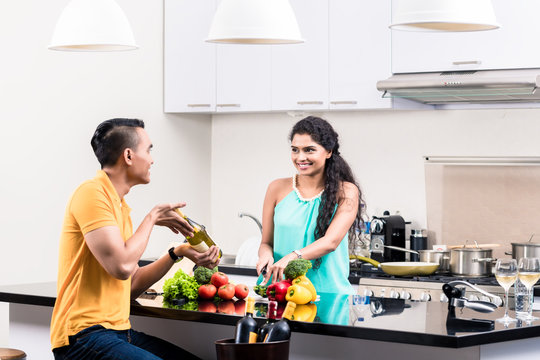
(249, 332, 257, 343)
(190, 242, 210, 253)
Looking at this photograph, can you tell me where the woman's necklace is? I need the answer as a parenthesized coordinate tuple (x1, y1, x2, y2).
(293, 174, 324, 202)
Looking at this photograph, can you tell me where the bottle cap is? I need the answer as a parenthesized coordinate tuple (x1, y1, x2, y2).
(174, 208, 186, 218)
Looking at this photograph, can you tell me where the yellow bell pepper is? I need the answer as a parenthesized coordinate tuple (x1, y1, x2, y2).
(292, 275, 317, 302)
(291, 303, 317, 322)
(285, 284, 313, 305)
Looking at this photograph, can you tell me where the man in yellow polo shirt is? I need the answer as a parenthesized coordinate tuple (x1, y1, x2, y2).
(50, 118, 219, 359)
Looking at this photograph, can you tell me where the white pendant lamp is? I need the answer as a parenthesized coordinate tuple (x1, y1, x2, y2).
(206, 0, 303, 44)
(49, 0, 138, 51)
(390, 0, 500, 32)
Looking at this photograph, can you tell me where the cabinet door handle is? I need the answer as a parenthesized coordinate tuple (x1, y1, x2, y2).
(187, 104, 212, 108)
(297, 101, 324, 105)
(216, 104, 241, 107)
(452, 60, 482, 65)
(330, 101, 358, 105)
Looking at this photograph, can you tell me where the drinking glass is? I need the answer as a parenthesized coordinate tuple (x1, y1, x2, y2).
(494, 259, 518, 323)
(517, 257, 540, 322)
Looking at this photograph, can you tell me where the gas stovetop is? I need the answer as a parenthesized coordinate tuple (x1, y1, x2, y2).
(352, 263, 505, 303)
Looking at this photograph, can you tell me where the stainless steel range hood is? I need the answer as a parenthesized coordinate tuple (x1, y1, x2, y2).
(377, 69, 540, 105)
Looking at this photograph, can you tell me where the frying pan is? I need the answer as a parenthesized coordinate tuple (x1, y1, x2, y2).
(351, 255, 439, 276)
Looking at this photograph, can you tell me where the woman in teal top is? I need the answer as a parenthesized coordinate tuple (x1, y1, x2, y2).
(257, 116, 365, 294)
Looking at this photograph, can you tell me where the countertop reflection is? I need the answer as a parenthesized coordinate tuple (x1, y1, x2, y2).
(3, 282, 540, 348)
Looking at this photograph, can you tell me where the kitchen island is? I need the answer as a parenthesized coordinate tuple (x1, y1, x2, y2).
(2, 281, 540, 360)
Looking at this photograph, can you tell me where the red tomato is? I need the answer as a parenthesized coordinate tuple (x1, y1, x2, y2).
(217, 300, 235, 314)
(234, 284, 249, 300)
(234, 299, 246, 315)
(217, 283, 235, 300)
(198, 284, 217, 300)
(198, 300, 217, 313)
(211, 272, 229, 288)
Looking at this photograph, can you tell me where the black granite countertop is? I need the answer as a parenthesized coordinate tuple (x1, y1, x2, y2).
(2, 281, 540, 348)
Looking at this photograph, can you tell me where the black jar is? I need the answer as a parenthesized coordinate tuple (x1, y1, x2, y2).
(410, 229, 427, 262)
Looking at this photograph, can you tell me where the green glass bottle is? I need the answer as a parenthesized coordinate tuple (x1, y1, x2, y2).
(175, 209, 222, 258)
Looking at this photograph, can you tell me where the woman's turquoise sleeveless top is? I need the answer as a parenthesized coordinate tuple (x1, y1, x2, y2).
(273, 188, 354, 295)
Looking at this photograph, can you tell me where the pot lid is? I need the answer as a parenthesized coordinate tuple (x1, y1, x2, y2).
(450, 247, 493, 252)
(448, 243, 499, 249)
(511, 242, 540, 247)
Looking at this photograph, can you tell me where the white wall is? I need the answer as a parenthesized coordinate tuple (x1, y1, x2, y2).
(211, 108, 540, 255)
(0, 0, 212, 345)
(3, 0, 540, 351)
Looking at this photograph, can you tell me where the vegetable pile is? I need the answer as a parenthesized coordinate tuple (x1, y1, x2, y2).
(162, 266, 250, 307)
(266, 259, 318, 306)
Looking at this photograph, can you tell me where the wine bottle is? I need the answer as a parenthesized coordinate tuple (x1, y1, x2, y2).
(263, 301, 296, 343)
(234, 297, 258, 343)
(174, 209, 222, 258)
(258, 300, 278, 342)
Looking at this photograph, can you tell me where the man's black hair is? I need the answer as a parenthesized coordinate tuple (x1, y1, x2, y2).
(90, 118, 145, 168)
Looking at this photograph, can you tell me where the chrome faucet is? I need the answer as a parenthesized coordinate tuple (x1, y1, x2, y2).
(238, 212, 262, 234)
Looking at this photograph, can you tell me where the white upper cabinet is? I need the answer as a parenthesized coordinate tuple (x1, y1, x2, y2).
(216, 45, 272, 113)
(271, 0, 329, 111)
(164, 0, 216, 113)
(164, 0, 392, 113)
(392, 0, 540, 74)
(329, 0, 391, 109)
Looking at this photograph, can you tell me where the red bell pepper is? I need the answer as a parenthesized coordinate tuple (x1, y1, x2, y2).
(266, 279, 292, 302)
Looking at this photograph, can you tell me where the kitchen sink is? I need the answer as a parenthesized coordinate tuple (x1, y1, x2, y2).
(220, 254, 236, 265)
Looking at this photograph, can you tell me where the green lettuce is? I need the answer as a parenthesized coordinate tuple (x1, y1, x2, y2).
(163, 269, 199, 301)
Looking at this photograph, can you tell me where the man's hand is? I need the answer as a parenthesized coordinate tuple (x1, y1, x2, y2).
(152, 203, 194, 237)
(177, 243, 220, 269)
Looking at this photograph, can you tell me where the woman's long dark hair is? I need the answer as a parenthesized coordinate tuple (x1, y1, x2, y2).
(289, 116, 366, 267)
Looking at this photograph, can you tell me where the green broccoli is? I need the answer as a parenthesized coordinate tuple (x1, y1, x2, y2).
(193, 266, 218, 284)
(284, 259, 312, 280)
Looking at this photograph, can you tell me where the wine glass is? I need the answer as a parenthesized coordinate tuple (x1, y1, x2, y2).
(494, 259, 518, 324)
(517, 257, 540, 322)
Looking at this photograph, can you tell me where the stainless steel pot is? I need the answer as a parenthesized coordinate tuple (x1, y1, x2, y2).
(510, 242, 540, 260)
(450, 248, 494, 277)
(418, 250, 450, 273)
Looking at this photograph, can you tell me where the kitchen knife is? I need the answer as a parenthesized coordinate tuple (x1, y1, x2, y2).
(256, 265, 267, 286)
